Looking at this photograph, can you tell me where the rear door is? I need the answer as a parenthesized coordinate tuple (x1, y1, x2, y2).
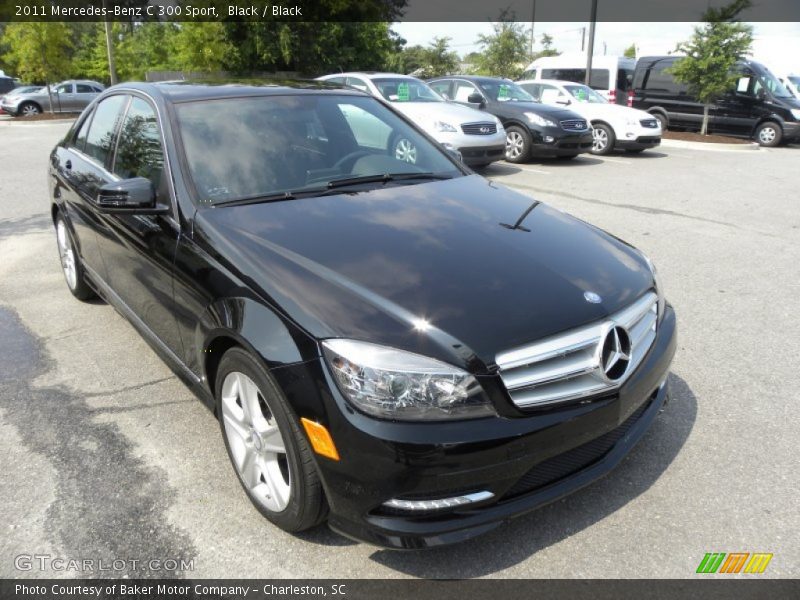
(74, 83, 102, 111)
(54, 94, 129, 281)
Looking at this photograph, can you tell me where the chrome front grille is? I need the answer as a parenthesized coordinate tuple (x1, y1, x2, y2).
(496, 292, 658, 408)
(461, 122, 498, 135)
(560, 119, 589, 131)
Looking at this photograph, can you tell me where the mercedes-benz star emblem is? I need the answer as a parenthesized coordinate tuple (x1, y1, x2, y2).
(600, 326, 632, 381)
(584, 291, 602, 304)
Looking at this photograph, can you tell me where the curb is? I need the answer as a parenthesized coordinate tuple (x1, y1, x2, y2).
(660, 138, 760, 152)
(0, 118, 75, 127)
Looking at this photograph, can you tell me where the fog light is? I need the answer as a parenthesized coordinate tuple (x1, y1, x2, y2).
(544, 135, 555, 143)
(383, 490, 494, 512)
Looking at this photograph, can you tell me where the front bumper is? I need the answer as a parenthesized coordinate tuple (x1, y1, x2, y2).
(782, 120, 800, 142)
(457, 144, 506, 166)
(436, 130, 507, 165)
(0, 102, 18, 116)
(530, 127, 594, 156)
(276, 305, 677, 549)
(616, 135, 662, 150)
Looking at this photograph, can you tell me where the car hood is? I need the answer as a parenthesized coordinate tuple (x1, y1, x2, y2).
(196, 175, 654, 372)
(390, 101, 499, 126)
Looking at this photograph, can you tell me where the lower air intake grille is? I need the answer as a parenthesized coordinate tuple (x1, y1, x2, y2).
(502, 400, 651, 499)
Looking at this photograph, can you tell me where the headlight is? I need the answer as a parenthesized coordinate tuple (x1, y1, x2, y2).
(524, 112, 557, 128)
(641, 252, 666, 320)
(432, 120, 457, 133)
(790, 108, 800, 120)
(322, 339, 495, 421)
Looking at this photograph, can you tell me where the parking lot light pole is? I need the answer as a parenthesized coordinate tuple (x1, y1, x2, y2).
(585, 0, 598, 87)
(102, 0, 118, 85)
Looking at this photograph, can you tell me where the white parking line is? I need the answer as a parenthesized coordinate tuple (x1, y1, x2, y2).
(513, 165, 552, 175)
(591, 155, 631, 164)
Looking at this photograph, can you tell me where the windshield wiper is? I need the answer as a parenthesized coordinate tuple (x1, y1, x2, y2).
(326, 172, 452, 189)
(213, 191, 296, 208)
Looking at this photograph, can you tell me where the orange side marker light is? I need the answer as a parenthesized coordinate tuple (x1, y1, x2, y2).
(301, 418, 340, 461)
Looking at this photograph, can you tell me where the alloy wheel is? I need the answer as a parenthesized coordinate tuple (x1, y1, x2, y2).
(506, 131, 524, 159)
(592, 127, 609, 152)
(221, 371, 291, 512)
(56, 220, 77, 290)
(21, 104, 40, 117)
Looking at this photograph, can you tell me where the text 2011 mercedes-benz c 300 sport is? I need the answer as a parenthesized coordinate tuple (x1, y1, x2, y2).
(49, 81, 676, 549)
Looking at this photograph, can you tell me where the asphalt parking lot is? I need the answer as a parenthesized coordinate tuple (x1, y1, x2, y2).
(1, 120, 798, 579)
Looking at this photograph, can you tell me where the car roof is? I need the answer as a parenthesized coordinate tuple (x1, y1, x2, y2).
(429, 75, 511, 83)
(103, 80, 369, 103)
(319, 72, 419, 81)
(518, 79, 592, 88)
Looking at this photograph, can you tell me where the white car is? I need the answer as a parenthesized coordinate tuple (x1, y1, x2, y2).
(518, 79, 662, 155)
(316, 72, 506, 167)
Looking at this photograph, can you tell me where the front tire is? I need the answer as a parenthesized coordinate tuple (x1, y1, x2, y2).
(55, 214, 95, 301)
(504, 126, 531, 163)
(755, 121, 782, 147)
(216, 348, 327, 532)
(590, 123, 615, 155)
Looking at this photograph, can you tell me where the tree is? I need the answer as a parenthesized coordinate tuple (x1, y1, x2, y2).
(390, 44, 427, 74)
(472, 10, 530, 79)
(623, 43, 636, 59)
(173, 22, 236, 73)
(2, 23, 72, 84)
(670, 0, 753, 135)
(530, 32, 560, 61)
(411, 37, 459, 78)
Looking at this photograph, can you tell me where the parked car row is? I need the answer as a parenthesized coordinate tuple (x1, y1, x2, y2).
(523, 54, 800, 147)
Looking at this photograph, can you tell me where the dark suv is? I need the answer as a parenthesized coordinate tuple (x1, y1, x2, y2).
(631, 56, 800, 146)
(428, 76, 594, 162)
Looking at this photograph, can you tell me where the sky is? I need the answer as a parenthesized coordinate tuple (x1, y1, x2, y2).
(391, 22, 800, 75)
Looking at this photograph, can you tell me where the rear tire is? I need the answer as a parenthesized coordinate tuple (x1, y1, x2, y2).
(55, 213, 95, 301)
(755, 121, 782, 147)
(504, 126, 531, 163)
(216, 348, 327, 533)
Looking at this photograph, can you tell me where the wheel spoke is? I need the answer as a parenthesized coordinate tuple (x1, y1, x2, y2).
(258, 424, 286, 454)
(239, 447, 260, 489)
(261, 457, 290, 510)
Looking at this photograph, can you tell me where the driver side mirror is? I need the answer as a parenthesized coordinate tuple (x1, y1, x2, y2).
(96, 177, 168, 214)
(467, 92, 486, 107)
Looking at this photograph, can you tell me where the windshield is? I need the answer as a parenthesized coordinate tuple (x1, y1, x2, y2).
(789, 75, 800, 87)
(373, 78, 443, 103)
(755, 70, 793, 98)
(477, 81, 534, 102)
(564, 84, 608, 104)
(176, 94, 462, 205)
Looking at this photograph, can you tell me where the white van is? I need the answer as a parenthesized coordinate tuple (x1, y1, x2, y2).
(777, 74, 800, 98)
(520, 55, 635, 105)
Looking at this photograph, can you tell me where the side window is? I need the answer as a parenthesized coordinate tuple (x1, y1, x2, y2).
(453, 81, 478, 102)
(346, 77, 369, 92)
(519, 83, 541, 100)
(112, 97, 164, 189)
(325, 76, 346, 85)
(84, 95, 127, 166)
(55, 83, 73, 94)
(76, 84, 95, 93)
(72, 109, 94, 152)
(539, 84, 563, 103)
(429, 80, 451, 99)
(338, 103, 391, 149)
(92, 86, 104, 93)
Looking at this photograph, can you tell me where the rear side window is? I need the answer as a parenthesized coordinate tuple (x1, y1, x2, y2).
(84, 95, 127, 166)
(113, 97, 164, 188)
(76, 84, 96, 93)
(72, 109, 94, 152)
(541, 68, 610, 90)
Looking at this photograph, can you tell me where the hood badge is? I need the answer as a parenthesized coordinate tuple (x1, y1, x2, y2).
(584, 291, 602, 304)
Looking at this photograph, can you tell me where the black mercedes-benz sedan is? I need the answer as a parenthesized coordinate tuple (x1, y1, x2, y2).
(49, 81, 676, 549)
